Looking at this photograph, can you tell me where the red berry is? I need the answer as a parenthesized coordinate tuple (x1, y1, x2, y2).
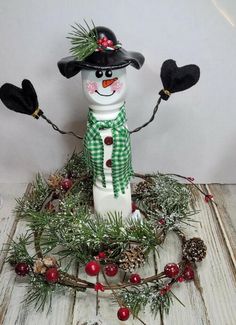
(102, 36, 108, 42)
(94, 282, 105, 292)
(105, 263, 118, 277)
(107, 39, 114, 47)
(98, 252, 106, 260)
(160, 284, 172, 295)
(15, 262, 30, 276)
(164, 263, 180, 278)
(117, 307, 130, 321)
(130, 273, 141, 284)
(102, 41, 108, 48)
(85, 261, 100, 276)
(132, 202, 137, 212)
(165, 284, 171, 291)
(45, 267, 59, 283)
(97, 39, 103, 45)
(183, 265, 194, 281)
(61, 178, 73, 191)
(158, 218, 166, 225)
(205, 194, 213, 203)
(177, 276, 185, 283)
(187, 177, 195, 182)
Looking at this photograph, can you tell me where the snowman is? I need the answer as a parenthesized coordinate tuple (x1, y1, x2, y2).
(58, 25, 145, 218)
(0, 22, 200, 219)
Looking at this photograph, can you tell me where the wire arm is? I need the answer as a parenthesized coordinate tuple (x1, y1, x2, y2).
(129, 96, 162, 134)
(41, 114, 83, 140)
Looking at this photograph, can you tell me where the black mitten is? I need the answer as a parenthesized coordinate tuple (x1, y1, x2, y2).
(0, 79, 43, 118)
(159, 59, 200, 100)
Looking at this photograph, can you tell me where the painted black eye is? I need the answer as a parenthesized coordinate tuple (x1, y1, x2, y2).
(96, 70, 103, 78)
(105, 70, 112, 78)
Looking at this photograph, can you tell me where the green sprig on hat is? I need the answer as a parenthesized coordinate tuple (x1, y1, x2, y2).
(67, 20, 98, 61)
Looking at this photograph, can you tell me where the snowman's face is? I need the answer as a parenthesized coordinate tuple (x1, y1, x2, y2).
(81, 68, 127, 105)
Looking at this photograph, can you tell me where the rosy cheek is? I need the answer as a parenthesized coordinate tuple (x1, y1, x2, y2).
(111, 80, 123, 92)
(86, 81, 98, 94)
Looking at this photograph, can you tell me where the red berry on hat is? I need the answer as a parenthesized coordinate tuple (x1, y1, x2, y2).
(164, 263, 180, 278)
(130, 273, 141, 284)
(97, 39, 103, 45)
(85, 261, 100, 276)
(15, 262, 30, 276)
(102, 36, 108, 42)
(177, 276, 185, 283)
(105, 263, 118, 277)
(102, 41, 108, 48)
(107, 39, 114, 47)
(45, 267, 59, 283)
(117, 307, 130, 321)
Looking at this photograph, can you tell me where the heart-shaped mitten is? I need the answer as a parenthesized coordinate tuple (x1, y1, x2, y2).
(159, 59, 200, 100)
(0, 79, 42, 118)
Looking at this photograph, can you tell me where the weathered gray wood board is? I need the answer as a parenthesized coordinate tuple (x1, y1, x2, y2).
(0, 184, 235, 325)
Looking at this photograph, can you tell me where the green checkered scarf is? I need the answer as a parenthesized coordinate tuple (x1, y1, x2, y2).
(83, 105, 133, 198)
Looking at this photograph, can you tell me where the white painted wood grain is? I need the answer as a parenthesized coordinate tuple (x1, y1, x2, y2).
(0, 183, 28, 271)
(208, 184, 236, 266)
(186, 186, 236, 325)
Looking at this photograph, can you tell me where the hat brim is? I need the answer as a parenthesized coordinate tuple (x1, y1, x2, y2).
(58, 48, 145, 79)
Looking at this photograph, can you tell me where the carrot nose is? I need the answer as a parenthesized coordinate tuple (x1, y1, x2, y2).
(102, 78, 118, 88)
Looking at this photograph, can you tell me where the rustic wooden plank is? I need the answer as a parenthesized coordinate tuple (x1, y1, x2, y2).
(0, 183, 28, 272)
(184, 185, 236, 325)
(207, 184, 236, 267)
(156, 230, 210, 325)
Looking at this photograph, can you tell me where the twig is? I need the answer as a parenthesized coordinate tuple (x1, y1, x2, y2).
(41, 114, 83, 140)
(96, 274, 100, 316)
(164, 173, 217, 207)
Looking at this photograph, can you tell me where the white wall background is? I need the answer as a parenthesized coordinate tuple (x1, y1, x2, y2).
(0, 0, 236, 183)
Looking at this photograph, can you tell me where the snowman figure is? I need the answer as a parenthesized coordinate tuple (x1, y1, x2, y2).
(58, 25, 145, 218)
(0, 22, 200, 219)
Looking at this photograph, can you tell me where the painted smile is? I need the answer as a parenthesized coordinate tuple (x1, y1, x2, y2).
(95, 90, 116, 97)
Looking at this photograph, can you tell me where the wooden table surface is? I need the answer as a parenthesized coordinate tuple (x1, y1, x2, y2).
(0, 183, 235, 325)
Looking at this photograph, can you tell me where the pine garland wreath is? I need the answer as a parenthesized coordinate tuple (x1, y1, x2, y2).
(4, 151, 211, 323)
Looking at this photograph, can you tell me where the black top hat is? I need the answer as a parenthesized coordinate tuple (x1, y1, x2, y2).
(58, 26, 145, 79)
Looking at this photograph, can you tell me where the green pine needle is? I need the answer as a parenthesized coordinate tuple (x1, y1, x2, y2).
(67, 20, 98, 60)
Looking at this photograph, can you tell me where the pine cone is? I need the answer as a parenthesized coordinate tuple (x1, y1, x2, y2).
(43, 256, 57, 268)
(135, 180, 154, 195)
(183, 237, 207, 262)
(47, 174, 62, 189)
(33, 256, 58, 274)
(118, 246, 145, 272)
(33, 258, 47, 274)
